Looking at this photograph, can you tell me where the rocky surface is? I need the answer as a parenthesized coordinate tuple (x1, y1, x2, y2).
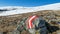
(0, 10, 60, 34)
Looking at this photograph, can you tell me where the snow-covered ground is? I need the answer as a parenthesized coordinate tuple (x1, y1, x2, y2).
(0, 3, 60, 16)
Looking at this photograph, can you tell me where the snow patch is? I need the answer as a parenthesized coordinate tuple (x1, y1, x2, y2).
(0, 3, 60, 16)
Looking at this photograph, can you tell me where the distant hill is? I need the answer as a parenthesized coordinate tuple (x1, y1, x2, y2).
(0, 3, 60, 16)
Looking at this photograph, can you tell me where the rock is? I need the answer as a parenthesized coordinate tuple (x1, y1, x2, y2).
(0, 32, 3, 34)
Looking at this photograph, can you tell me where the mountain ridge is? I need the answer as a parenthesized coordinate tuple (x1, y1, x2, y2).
(0, 3, 60, 16)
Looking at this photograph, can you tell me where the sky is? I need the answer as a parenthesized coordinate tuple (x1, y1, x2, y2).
(0, 0, 60, 7)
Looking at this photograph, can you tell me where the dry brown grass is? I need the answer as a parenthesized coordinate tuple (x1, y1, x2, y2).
(0, 10, 60, 34)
